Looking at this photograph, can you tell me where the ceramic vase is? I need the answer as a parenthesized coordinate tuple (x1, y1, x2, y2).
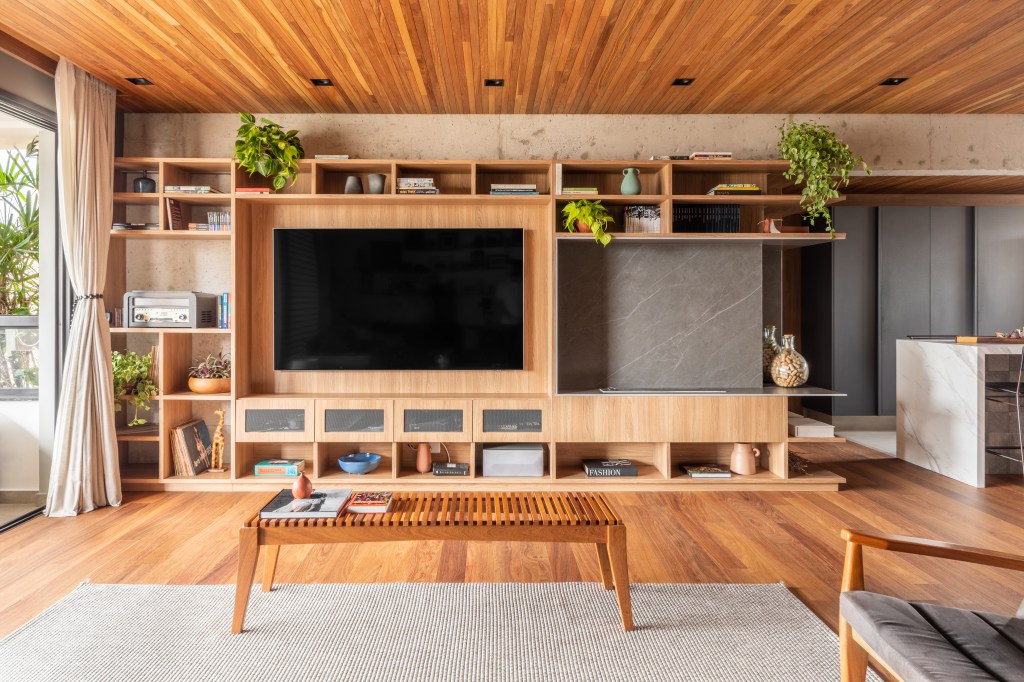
(620, 167, 641, 195)
(770, 334, 809, 387)
(344, 175, 363, 194)
(367, 173, 387, 194)
(415, 443, 432, 474)
(730, 443, 759, 475)
(133, 169, 156, 193)
(762, 325, 780, 382)
(292, 472, 313, 499)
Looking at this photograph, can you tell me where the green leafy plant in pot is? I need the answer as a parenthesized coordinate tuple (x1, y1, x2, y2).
(112, 350, 158, 427)
(777, 121, 869, 236)
(561, 199, 614, 246)
(233, 113, 305, 191)
(187, 353, 231, 395)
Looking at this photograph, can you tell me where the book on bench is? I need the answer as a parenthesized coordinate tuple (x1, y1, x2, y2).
(259, 488, 352, 519)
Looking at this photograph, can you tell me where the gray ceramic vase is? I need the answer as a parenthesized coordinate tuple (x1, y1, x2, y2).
(344, 175, 364, 194)
(367, 173, 387, 194)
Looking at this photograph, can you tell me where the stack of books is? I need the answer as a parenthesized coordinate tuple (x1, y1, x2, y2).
(623, 205, 661, 233)
(314, 154, 350, 160)
(582, 459, 638, 477)
(260, 489, 353, 519)
(681, 464, 732, 478)
(688, 151, 733, 160)
(164, 185, 221, 194)
(673, 205, 741, 233)
(398, 177, 439, 194)
(112, 222, 158, 231)
(254, 458, 305, 476)
(346, 491, 393, 513)
(170, 419, 213, 477)
(217, 292, 230, 329)
(561, 187, 598, 195)
(188, 211, 231, 231)
(490, 183, 538, 196)
(706, 183, 761, 196)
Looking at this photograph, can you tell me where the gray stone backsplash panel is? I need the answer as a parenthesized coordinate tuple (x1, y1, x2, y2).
(558, 241, 762, 390)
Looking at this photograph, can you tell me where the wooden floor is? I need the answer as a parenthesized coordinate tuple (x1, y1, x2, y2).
(2, 441, 1023, 642)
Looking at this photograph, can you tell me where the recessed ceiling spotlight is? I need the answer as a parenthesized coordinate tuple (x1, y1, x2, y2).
(310, 78, 334, 86)
(125, 77, 153, 86)
(672, 77, 695, 86)
(484, 78, 505, 87)
(879, 77, 908, 86)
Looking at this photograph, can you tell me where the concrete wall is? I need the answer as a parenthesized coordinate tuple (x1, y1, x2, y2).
(125, 113, 1024, 170)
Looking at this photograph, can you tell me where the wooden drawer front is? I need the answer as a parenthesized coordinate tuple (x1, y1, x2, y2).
(553, 397, 671, 442)
(474, 399, 549, 441)
(236, 399, 314, 442)
(667, 396, 788, 442)
(315, 399, 393, 442)
(394, 400, 473, 442)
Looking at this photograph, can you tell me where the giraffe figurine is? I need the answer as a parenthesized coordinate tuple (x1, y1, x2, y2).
(209, 408, 227, 473)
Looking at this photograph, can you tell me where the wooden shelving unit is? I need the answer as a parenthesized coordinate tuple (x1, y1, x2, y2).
(108, 156, 851, 493)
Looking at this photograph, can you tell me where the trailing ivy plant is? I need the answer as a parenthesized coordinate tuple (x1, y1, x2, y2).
(233, 113, 305, 191)
(112, 350, 158, 427)
(561, 199, 614, 246)
(777, 121, 869, 236)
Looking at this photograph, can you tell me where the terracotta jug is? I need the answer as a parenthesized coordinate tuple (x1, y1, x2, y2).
(730, 443, 759, 476)
(416, 442, 432, 474)
(292, 472, 313, 499)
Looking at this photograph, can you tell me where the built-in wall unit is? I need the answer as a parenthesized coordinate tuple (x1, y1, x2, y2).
(107, 158, 850, 492)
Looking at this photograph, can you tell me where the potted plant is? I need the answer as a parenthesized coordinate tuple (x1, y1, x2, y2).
(777, 121, 870, 236)
(233, 113, 305, 191)
(187, 353, 231, 394)
(561, 199, 614, 246)
(112, 350, 158, 427)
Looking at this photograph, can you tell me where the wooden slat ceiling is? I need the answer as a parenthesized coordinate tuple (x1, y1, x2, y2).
(3, 0, 1024, 114)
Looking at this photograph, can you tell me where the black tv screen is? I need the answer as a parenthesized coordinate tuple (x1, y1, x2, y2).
(274, 228, 524, 370)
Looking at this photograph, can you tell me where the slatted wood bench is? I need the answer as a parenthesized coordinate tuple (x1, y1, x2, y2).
(232, 491, 633, 632)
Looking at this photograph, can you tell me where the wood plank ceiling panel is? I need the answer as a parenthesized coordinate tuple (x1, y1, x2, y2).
(2, 0, 1024, 114)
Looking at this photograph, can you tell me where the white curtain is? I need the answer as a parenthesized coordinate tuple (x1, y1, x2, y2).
(46, 59, 120, 516)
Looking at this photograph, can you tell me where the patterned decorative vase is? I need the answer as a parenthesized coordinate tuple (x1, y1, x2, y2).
(367, 173, 387, 194)
(133, 169, 156, 193)
(344, 175, 363, 194)
(770, 334, 809, 387)
(762, 325, 780, 382)
(620, 167, 641, 195)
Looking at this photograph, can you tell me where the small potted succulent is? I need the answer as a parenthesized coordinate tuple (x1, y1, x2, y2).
(187, 353, 231, 394)
(561, 199, 614, 246)
(112, 350, 158, 427)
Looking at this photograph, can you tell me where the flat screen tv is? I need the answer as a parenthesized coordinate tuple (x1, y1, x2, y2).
(274, 228, 524, 370)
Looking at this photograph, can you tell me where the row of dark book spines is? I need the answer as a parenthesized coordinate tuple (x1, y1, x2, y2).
(672, 205, 741, 233)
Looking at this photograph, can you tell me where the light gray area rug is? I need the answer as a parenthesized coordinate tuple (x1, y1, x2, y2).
(0, 582, 878, 681)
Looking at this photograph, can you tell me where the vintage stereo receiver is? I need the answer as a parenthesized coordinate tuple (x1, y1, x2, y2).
(124, 291, 218, 328)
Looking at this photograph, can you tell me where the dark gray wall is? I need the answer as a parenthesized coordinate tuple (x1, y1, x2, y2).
(0, 53, 55, 112)
(977, 207, 1024, 335)
(929, 207, 974, 335)
(557, 241, 762, 391)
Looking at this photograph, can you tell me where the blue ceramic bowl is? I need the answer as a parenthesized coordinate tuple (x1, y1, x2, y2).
(338, 452, 382, 475)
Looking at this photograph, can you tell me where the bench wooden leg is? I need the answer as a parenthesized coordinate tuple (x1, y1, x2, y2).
(231, 526, 260, 634)
(839, 617, 868, 682)
(262, 545, 280, 593)
(607, 525, 634, 631)
(595, 543, 614, 590)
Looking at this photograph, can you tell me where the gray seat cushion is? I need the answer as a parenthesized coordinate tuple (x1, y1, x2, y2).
(841, 591, 1024, 682)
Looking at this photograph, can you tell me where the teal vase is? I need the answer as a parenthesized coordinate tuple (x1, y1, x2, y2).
(620, 168, 641, 195)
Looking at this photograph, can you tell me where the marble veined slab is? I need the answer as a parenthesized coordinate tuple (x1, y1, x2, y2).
(896, 339, 1023, 487)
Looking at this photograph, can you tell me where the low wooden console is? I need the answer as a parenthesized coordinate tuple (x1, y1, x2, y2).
(107, 156, 847, 493)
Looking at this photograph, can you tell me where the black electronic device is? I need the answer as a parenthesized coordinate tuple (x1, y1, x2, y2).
(273, 228, 525, 371)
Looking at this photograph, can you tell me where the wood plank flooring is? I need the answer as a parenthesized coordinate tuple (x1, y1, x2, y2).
(2, 441, 1023, 642)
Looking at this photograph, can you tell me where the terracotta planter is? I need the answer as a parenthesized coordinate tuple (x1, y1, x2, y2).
(188, 377, 230, 394)
(575, 220, 593, 236)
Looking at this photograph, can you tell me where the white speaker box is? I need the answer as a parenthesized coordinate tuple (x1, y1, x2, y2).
(482, 443, 545, 477)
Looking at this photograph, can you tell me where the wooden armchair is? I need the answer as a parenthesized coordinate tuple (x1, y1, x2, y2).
(839, 528, 1024, 682)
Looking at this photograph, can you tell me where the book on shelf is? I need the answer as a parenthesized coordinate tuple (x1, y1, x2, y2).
(346, 491, 393, 513)
(623, 205, 661, 233)
(259, 488, 353, 519)
(561, 187, 599, 195)
(682, 464, 732, 478)
(688, 152, 733, 160)
(236, 187, 271, 194)
(218, 292, 230, 329)
(314, 154, 350, 160)
(166, 198, 185, 231)
(397, 188, 440, 194)
(112, 222, 159, 231)
(490, 190, 539, 195)
(206, 211, 230, 231)
(707, 183, 762, 196)
(582, 459, 639, 477)
(163, 185, 221, 193)
(432, 461, 469, 476)
(788, 417, 835, 438)
(491, 183, 537, 191)
(169, 419, 213, 477)
(649, 155, 690, 160)
(254, 458, 305, 477)
(397, 177, 435, 187)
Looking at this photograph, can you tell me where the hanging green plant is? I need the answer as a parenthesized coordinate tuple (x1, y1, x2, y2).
(777, 121, 870, 236)
(112, 350, 158, 427)
(561, 199, 614, 246)
(233, 113, 305, 191)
